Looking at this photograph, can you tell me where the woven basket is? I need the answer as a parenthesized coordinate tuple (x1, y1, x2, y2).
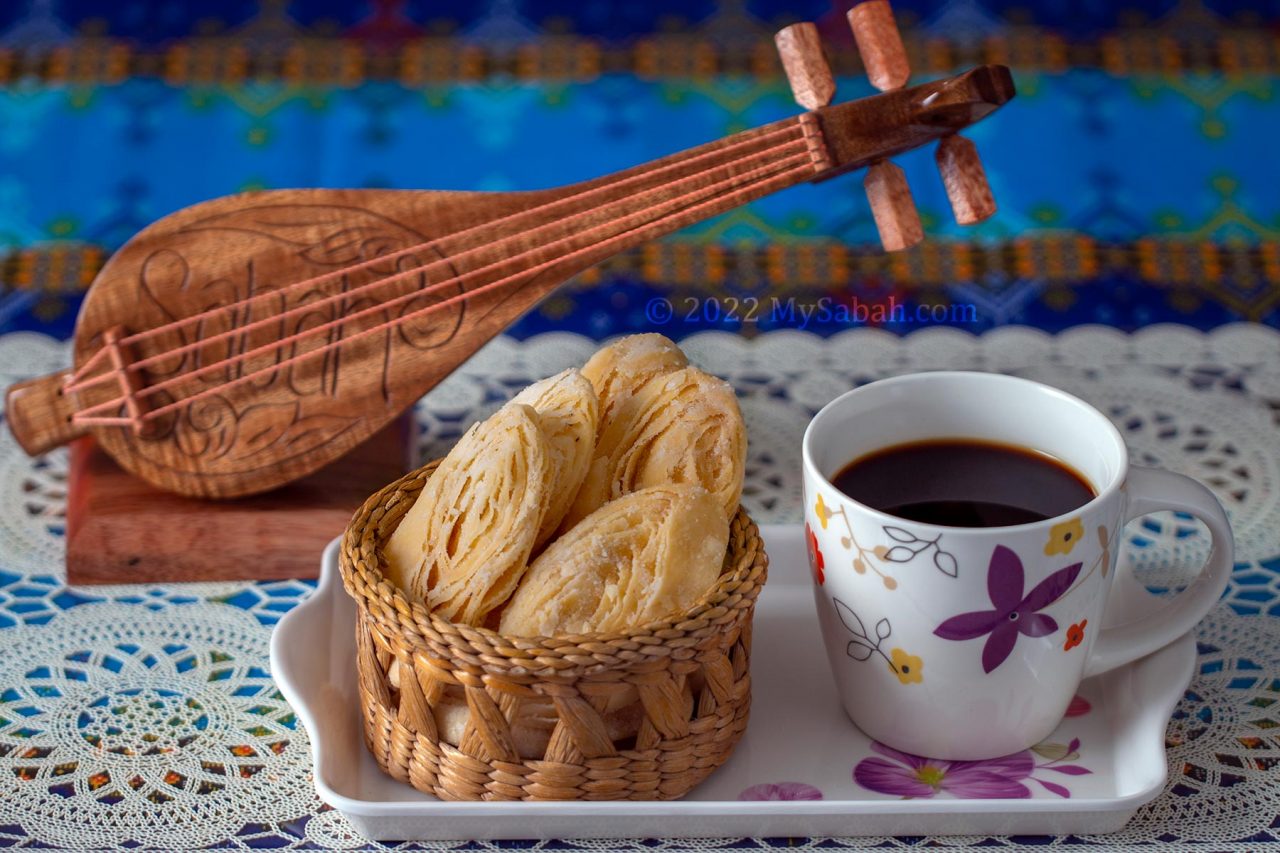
(339, 460, 769, 801)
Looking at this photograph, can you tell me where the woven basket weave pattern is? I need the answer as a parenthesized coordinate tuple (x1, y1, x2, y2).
(339, 460, 768, 801)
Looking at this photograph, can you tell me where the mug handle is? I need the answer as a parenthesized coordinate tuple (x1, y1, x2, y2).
(1083, 465, 1233, 678)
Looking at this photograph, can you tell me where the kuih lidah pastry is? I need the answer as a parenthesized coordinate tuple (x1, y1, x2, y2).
(383, 402, 552, 626)
(580, 332, 688, 422)
(509, 368, 599, 547)
(500, 485, 729, 637)
(564, 365, 747, 529)
(385, 333, 745, 644)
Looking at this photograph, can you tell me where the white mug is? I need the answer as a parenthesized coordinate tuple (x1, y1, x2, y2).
(802, 371, 1232, 760)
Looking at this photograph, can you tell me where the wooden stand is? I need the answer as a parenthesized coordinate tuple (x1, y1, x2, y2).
(65, 416, 414, 584)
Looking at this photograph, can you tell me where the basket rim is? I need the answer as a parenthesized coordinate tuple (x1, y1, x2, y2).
(338, 459, 768, 676)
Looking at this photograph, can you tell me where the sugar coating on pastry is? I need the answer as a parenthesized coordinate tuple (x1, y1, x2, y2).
(580, 333, 687, 423)
(500, 485, 729, 637)
(510, 369, 598, 546)
(383, 403, 551, 625)
(564, 366, 746, 528)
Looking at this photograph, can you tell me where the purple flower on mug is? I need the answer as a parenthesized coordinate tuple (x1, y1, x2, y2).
(934, 545, 1081, 674)
(853, 742, 1035, 799)
(739, 782, 824, 801)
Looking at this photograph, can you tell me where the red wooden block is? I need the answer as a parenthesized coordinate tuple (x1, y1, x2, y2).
(65, 415, 414, 584)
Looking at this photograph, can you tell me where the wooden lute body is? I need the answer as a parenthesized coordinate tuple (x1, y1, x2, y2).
(6, 13, 1014, 499)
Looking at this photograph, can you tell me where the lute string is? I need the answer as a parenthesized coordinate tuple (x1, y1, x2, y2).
(68, 133, 810, 413)
(72, 155, 816, 427)
(73, 150, 813, 424)
(66, 129, 806, 395)
(71, 143, 812, 418)
(66, 122, 804, 390)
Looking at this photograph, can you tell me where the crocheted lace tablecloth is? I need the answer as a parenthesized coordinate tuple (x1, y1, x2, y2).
(0, 324, 1278, 851)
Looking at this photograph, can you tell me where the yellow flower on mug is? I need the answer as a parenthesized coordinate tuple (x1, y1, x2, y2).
(815, 493, 831, 529)
(1044, 517, 1085, 556)
(888, 648, 923, 684)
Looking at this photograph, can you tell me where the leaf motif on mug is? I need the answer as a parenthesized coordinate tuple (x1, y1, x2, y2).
(1032, 742, 1070, 761)
(834, 599, 867, 639)
(933, 550, 959, 577)
(847, 639, 875, 662)
(883, 526, 919, 544)
(875, 618, 891, 640)
(881, 546, 916, 563)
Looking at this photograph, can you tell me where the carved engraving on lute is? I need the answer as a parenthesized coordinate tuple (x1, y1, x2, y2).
(124, 204, 466, 468)
(100, 209, 429, 450)
(71, 194, 516, 495)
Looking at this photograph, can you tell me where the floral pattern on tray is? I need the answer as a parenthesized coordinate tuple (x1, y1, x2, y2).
(851, 693, 1094, 800)
(739, 693, 1095, 803)
(853, 737, 1092, 800)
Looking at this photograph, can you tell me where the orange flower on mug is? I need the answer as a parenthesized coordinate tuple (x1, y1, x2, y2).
(805, 523, 825, 585)
(1044, 517, 1085, 556)
(888, 648, 923, 684)
(815, 493, 832, 529)
(1063, 619, 1088, 651)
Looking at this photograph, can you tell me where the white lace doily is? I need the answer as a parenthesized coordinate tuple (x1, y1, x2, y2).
(0, 323, 1278, 850)
(0, 603, 314, 849)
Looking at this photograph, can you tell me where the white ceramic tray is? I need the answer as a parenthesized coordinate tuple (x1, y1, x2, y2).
(270, 525, 1195, 841)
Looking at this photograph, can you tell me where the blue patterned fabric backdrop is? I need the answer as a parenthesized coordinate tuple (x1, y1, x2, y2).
(0, 0, 1278, 339)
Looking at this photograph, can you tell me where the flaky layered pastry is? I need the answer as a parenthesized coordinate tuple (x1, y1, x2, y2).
(564, 366, 747, 528)
(510, 369, 598, 546)
(580, 333, 687, 423)
(384, 403, 552, 625)
(500, 485, 729, 637)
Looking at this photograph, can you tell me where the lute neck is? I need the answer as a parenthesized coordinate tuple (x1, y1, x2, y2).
(435, 116, 820, 292)
(443, 64, 1014, 282)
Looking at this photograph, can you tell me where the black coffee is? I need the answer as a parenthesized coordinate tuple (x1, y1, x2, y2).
(832, 439, 1095, 528)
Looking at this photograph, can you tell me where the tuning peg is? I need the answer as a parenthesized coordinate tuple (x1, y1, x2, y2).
(864, 161, 923, 252)
(847, 0, 910, 92)
(847, 1, 917, 251)
(775, 23, 835, 110)
(935, 134, 996, 225)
